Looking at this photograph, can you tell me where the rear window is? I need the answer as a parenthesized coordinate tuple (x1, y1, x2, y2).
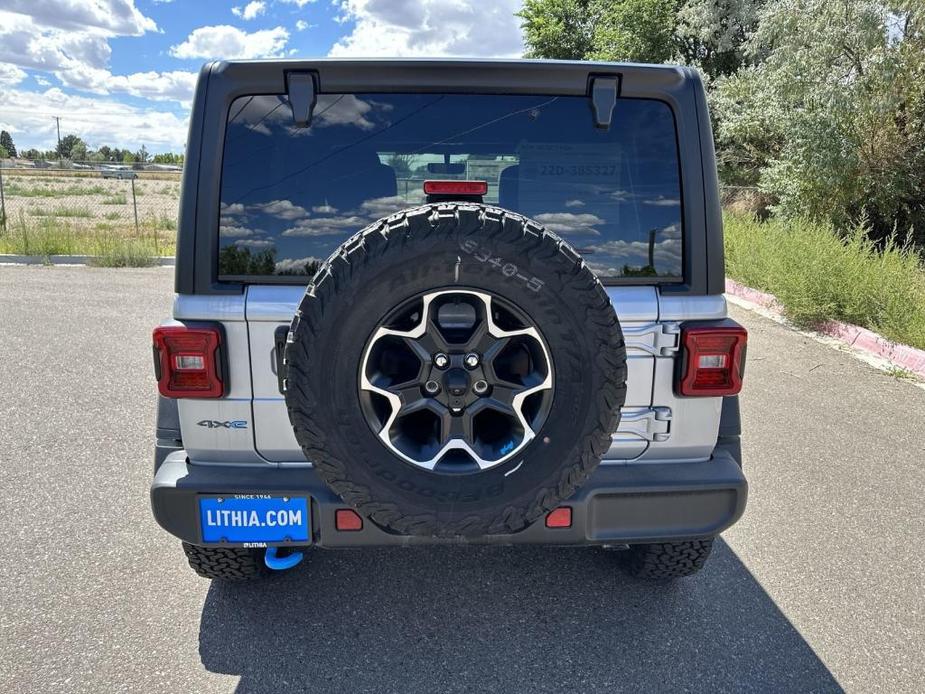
(218, 93, 682, 281)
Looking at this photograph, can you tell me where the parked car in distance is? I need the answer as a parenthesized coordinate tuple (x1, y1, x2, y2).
(100, 165, 137, 179)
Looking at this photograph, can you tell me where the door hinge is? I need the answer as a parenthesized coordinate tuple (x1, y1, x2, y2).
(615, 407, 672, 442)
(622, 322, 680, 356)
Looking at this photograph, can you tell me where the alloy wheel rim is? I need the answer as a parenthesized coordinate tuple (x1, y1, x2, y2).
(359, 289, 554, 473)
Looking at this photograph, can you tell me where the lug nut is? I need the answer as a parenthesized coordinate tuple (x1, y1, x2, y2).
(473, 379, 489, 395)
(433, 353, 449, 369)
(424, 380, 441, 395)
(464, 353, 480, 369)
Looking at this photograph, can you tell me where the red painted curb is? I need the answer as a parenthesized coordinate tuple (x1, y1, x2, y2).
(724, 278, 925, 379)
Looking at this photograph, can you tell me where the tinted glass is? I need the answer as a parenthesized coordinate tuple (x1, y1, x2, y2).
(218, 93, 682, 280)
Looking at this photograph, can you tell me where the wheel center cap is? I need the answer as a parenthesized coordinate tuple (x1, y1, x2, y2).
(443, 367, 470, 397)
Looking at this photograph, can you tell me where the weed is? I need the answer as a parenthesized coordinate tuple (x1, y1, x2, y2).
(725, 213, 925, 349)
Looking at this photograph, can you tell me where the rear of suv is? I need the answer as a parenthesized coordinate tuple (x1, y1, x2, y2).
(151, 59, 747, 581)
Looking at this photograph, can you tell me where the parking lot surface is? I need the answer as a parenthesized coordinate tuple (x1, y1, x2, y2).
(1, 266, 923, 693)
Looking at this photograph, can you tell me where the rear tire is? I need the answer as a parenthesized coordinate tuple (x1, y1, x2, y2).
(621, 539, 714, 579)
(181, 542, 269, 581)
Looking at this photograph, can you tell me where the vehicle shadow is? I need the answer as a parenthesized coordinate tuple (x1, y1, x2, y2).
(198, 539, 842, 693)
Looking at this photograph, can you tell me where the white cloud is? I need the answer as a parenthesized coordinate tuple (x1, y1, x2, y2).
(0, 87, 188, 152)
(295, 20, 312, 31)
(252, 199, 308, 219)
(534, 212, 605, 236)
(235, 239, 275, 248)
(281, 215, 367, 236)
(232, 1, 266, 21)
(219, 225, 256, 238)
(279, 0, 317, 6)
(0, 5, 193, 105)
(1, 0, 157, 36)
(329, 0, 524, 58)
(0, 63, 27, 86)
(275, 256, 322, 274)
(170, 25, 290, 59)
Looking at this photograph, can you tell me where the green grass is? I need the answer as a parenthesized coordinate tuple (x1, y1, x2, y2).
(0, 215, 175, 264)
(4, 181, 107, 197)
(724, 213, 925, 350)
(28, 205, 93, 218)
(101, 194, 127, 205)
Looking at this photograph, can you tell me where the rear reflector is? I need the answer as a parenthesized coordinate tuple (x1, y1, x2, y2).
(152, 325, 224, 398)
(423, 180, 488, 196)
(335, 509, 363, 531)
(545, 507, 572, 528)
(678, 325, 747, 396)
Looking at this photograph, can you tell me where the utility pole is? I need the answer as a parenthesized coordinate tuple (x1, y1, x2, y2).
(55, 117, 61, 153)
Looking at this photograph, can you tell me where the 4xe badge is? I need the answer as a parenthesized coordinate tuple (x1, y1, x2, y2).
(197, 420, 248, 429)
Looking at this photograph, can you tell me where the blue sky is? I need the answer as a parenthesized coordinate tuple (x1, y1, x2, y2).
(0, 0, 525, 154)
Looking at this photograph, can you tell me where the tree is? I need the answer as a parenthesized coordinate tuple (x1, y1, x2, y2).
(518, 0, 602, 59)
(519, 0, 761, 78)
(589, 0, 680, 64)
(0, 130, 16, 158)
(0, 145, 8, 160)
(712, 0, 925, 242)
(56, 134, 86, 160)
(70, 140, 88, 163)
(136, 144, 149, 163)
(21, 148, 41, 160)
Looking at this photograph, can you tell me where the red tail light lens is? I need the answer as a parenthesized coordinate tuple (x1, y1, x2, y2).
(678, 326, 747, 396)
(423, 180, 488, 196)
(152, 325, 224, 398)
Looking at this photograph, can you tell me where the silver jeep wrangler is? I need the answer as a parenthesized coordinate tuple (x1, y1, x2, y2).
(151, 59, 747, 581)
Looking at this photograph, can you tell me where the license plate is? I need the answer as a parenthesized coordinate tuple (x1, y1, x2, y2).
(199, 495, 310, 544)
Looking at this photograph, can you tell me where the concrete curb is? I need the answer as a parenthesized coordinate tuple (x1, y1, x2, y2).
(725, 278, 925, 379)
(0, 254, 175, 266)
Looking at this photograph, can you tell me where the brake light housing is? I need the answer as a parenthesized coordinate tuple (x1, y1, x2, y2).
(677, 324, 747, 397)
(423, 179, 488, 199)
(152, 325, 225, 398)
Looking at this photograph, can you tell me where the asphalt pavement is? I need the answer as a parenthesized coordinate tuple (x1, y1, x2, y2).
(0, 265, 922, 693)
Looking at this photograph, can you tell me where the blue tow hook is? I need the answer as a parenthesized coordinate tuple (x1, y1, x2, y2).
(264, 546, 304, 571)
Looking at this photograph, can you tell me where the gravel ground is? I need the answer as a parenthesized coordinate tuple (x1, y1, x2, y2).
(0, 265, 922, 693)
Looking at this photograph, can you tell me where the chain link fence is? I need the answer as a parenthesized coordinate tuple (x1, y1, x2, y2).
(0, 161, 181, 257)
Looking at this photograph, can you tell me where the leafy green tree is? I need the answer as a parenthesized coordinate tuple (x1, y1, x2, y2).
(676, 0, 764, 77)
(70, 140, 88, 163)
(0, 131, 16, 158)
(712, 0, 925, 241)
(519, 0, 761, 76)
(589, 0, 680, 64)
(518, 0, 602, 59)
(56, 134, 86, 160)
(136, 144, 149, 163)
(20, 148, 41, 160)
(0, 145, 8, 160)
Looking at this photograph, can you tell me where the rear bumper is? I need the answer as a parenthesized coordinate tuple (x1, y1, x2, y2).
(151, 440, 747, 548)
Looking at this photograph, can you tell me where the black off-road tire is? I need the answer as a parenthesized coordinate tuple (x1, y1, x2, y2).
(182, 542, 269, 581)
(622, 539, 715, 579)
(285, 203, 627, 538)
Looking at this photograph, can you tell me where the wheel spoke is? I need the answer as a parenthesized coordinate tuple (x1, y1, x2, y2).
(388, 382, 428, 414)
(443, 410, 475, 445)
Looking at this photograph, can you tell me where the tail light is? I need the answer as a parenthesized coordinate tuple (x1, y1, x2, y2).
(423, 180, 488, 196)
(152, 325, 225, 398)
(677, 325, 747, 396)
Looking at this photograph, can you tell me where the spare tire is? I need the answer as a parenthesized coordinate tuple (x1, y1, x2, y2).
(285, 203, 627, 537)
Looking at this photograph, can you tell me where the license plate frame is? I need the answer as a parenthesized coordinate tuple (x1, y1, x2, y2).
(198, 495, 310, 546)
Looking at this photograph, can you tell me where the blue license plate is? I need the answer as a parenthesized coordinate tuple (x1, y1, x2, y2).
(199, 495, 310, 544)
